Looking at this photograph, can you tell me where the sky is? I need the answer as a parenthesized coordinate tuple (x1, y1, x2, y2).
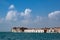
(0, 0, 60, 32)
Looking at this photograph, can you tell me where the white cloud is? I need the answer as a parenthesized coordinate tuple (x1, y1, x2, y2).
(6, 5, 17, 21)
(24, 8, 31, 15)
(21, 8, 31, 16)
(48, 11, 60, 20)
(9, 4, 15, 9)
(6, 5, 32, 22)
(20, 8, 32, 23)
(6, 10, 17, 21)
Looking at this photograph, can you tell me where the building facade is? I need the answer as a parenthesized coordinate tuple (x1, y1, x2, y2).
(11, 27, 60, 33)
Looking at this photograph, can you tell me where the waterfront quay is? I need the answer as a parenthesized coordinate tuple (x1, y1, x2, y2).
(11, 27, 60, 33)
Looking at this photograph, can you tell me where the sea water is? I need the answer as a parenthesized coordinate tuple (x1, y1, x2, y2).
(0, 32, 60, 40)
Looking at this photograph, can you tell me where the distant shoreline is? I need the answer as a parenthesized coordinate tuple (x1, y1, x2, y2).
(11, 27, 60, 33)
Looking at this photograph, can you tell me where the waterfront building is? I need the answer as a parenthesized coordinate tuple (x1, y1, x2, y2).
(24, 28, 44, 33)
(11, 27, 60, 33)
(47, 28, 55, 33)
(54, 27, 60, 33)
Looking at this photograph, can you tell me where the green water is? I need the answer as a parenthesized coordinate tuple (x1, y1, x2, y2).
(0, 32, 60, 40)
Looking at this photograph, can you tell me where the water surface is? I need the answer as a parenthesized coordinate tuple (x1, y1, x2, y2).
(0, 32, 60, 40)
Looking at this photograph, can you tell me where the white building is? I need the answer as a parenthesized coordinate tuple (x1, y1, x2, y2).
(24, 29, 44, 33)
(47, 28, 55, 33)
(11, 27, 60, 33)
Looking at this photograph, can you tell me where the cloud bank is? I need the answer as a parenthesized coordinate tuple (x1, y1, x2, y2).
(0, 4, 60, 31)
(48, 11, 60, 20)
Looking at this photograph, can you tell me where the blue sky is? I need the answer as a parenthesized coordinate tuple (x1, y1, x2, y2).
(0, 0, 60, 31)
